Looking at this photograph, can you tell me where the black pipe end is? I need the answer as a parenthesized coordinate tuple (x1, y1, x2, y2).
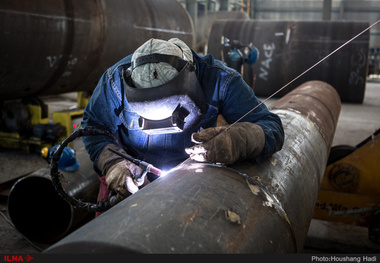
(8, 176, 72, 244)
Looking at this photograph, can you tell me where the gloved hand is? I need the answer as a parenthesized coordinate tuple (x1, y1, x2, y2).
(97, 144, 148, 197)
(185, 122, 265, 165)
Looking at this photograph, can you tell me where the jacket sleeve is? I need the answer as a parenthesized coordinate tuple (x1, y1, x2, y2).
(81, 68, 124, 165)
(220, 71, 284, 163)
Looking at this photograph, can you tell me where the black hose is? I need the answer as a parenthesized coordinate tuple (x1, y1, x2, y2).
(50, 126, 122, 212)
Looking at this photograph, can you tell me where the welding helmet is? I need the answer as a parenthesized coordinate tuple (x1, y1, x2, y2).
(48, 145, 80, 172)
(123, 38, 206, 135)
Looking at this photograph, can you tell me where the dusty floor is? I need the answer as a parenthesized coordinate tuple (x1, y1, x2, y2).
(0, 81, 380, 254)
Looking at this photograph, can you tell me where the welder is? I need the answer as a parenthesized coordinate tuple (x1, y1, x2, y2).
(81, 38, 284, 216)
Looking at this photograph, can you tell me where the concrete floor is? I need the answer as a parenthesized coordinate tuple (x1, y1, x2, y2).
(0, 80, 380, 254)
(330, 81, 380, 147)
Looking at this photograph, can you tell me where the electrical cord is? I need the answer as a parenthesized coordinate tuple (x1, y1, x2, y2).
(50, 125, 124, 213)
(0, 126, 121, 252)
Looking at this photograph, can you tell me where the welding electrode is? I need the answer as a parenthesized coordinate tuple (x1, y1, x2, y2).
(107, 147, 162, 184)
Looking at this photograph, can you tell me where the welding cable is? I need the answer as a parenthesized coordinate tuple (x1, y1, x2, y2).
(50, 126, 128, 212)
(51, 20, 380, 215)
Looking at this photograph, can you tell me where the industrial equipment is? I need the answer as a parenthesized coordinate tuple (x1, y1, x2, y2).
(0, 0, 194, 101)
(0, 97, 86, 152)
(44, 80, 341, 253)
(221, 36, 259, 74)
(196, 11, 249, 52)
(7, 147, 99, 244)
(52, 107, 85, 149)
(0, 0, 194, 152)
(314, 129, 380, 244)
(207, 20, 370, 103)
(0, 99, 65, 152)
(108, 147, 163, 184)
(2, 0, 195, 244)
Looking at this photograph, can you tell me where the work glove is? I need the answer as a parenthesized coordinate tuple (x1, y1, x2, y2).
(97, 144, 147, 197)
(185, 122, 265, 165)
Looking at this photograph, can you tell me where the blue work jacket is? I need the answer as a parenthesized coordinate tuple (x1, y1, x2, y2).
(81, 50, 284, 174)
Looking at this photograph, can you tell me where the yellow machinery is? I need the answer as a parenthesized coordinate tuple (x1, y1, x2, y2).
(0, 92, 90, 152)
(0, 100, 54, 152)
(314, 129, 380, 243)
(52, 108, 84, 149)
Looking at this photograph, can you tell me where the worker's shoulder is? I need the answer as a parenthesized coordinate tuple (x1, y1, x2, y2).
(107, 54, 133, 77)
(194, 52, 236, 75)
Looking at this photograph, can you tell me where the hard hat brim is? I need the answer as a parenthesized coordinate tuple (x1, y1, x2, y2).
(61, 161, 80, 172)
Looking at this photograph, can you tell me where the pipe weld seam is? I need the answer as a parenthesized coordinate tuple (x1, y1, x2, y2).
(201, 163, 299, 252)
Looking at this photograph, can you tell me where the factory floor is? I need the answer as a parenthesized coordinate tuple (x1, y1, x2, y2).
(0, 80, 380, 255)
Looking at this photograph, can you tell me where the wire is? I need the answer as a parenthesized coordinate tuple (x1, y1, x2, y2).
(50, 126, 126, 212)
(225, 19, 380, 131)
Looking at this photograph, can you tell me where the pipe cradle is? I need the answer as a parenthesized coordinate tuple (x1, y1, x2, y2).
(7, 147, 100, 244)
(0, 0, 194, 100)
(45, 80, 341, 253)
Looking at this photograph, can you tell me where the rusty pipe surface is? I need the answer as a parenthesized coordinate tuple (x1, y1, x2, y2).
(0, 0, 194, 100)
(8, 147, 99, 244)
(45, 81, 340, 253)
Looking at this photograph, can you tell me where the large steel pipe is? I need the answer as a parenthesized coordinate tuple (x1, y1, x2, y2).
(206, 20, 369, 103)
(196, 11, 249, 52)
(8, 147, 99, 244)
(45, 80, 340, 253)
(0, 0, 193, 100)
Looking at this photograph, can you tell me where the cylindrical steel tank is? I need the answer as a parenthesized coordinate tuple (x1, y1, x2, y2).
(44, 80, 341, 253)
(0, 0, 194, 100)
(206, 20, 369, 103)
(7, 147, 99, 244)
(196, 11, 249, 52)
(250, 0, 380, 48)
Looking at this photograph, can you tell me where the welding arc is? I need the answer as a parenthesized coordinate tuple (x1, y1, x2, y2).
(225, 19, 380, 131)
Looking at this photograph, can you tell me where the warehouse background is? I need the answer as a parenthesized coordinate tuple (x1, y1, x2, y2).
(1, 0, 380, 254)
